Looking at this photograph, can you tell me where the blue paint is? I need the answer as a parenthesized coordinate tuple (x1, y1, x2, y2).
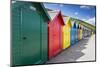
(70, 23, 77, 46)
(71, 28, 76, 45)
(76, 29, 78, 42)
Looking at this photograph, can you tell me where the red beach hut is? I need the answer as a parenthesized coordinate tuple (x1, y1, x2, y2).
(48, 11, 65, 59)
(78, 24, 83, 40)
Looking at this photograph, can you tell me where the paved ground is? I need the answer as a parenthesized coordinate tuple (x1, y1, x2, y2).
(46, 34, 95, 64)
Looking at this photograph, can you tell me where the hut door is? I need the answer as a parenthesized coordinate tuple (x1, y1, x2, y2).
(21, 6, 42, 65)
(53, 22, 61, 55)
(18, 6, 41, 65)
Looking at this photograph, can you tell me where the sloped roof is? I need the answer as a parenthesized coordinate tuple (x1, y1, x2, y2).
(65, 17, 72, 28)
(47, 9, 65, 25)
(71, 20, 76, 27)
(47, 10, 59, 20)
(55, 11, 65, 25)
(71, 17, 95, 31)
(12, 1, 51, 22)
(35, 3, 51, 21)
(77, 24, 80, 29)
(80, 25, 83, 29)
(62, 15, 69, 24)
(73, 23, 77, 28)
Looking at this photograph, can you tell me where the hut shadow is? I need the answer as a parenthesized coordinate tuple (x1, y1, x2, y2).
(46, 38, 89, 64)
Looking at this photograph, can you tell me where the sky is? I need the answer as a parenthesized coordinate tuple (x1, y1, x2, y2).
(43, 3, 96, 26)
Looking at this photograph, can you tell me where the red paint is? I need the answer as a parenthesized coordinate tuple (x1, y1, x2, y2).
(78, 29, 80, 40)
(48, 11, 65, 59)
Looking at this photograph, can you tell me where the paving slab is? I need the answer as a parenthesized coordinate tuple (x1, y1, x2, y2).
(46, 35, 95, 64)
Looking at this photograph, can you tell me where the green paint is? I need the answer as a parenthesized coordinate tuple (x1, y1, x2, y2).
(12, 1, 49, 66)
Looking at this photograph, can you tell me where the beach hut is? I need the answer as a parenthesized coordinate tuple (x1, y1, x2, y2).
(62, 17, 72, 49)
(80, 25, 83, 40)
(48, 11, 65, 59)
(85, 28, 88, 37)
(70, 22, 77, 45)
(75, 23, 78, 42)
(83, 27, 87, 38)
(82, 27, 85, 39)
(12, 1, 50, 66)
(77, 24, 80, 40)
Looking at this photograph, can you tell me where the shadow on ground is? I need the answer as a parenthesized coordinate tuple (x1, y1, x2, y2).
(46, 37, 90, 64)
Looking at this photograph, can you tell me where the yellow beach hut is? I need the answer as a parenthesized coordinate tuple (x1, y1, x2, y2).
(62, 17, 72, 49)
(80, 25, 83, 40)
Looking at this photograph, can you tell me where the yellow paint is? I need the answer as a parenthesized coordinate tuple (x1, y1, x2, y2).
(80, 29, 82, 39)
(92, 32, 94, 36)
(62, 17, 71, 49)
